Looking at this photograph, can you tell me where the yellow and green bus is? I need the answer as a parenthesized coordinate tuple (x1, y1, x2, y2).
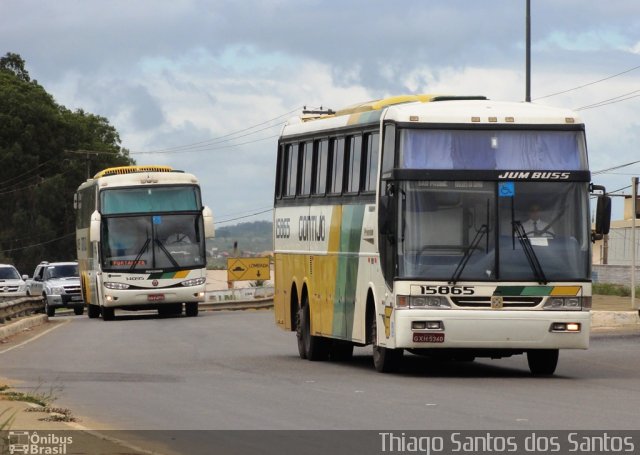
(273, 95, 610, 375)
(75, 165, 214, 320)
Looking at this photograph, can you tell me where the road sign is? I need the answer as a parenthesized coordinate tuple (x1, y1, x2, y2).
(227, 257, 270, 281)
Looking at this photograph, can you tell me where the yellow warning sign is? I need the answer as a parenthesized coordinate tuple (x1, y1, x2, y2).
(227, 257, 270, 281)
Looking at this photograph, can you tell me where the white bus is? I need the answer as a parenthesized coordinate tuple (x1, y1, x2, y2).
(75, 165, 214, 320)
(273, 95, 610, 375)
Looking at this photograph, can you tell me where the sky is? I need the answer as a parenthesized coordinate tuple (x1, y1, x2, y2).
(1, 0, 639, 225)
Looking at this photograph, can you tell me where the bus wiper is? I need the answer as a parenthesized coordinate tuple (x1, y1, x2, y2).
(155, 239, 180, 268)
(512, 221, 548, 284)
(129, 238, 151, 272)
(449, 224, 488, 285)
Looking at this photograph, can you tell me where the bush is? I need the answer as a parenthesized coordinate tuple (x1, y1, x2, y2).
(593, 283, 640, 297)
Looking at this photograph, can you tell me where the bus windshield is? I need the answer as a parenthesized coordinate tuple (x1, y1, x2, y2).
(101, 186, 200, 215)
(101, 214, 205, 271)
(396, 181, 590, 282)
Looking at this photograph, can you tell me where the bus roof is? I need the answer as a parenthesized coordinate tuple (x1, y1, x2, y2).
(281, 96, 583, 138)
(93, 165, 174, 179)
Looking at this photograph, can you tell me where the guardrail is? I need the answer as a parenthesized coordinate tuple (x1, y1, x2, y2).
(201, 287, 275, 311)
(0, 296, 44, 323)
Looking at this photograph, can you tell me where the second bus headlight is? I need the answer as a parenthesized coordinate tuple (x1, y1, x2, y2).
(104, 282, 130, 290)
(181, 277, 206, 287)
(543, 297, 582, 310)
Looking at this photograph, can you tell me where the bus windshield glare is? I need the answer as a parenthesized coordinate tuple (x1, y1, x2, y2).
(399, 129, 588, 170)
(397, 181, 590, 282)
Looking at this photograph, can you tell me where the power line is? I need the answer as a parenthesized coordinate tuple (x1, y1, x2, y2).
(0, 232, 75, 253)
(593, 160, 640, 175)
(534, 63, 640, 101)
(215, 208, 273, 226)
(130, 134, 279, 156)
(575, 90, 640, 111)
(133, 106, 302, 155)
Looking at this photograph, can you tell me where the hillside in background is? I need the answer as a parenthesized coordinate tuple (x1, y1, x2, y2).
(207, 220, 273, 269)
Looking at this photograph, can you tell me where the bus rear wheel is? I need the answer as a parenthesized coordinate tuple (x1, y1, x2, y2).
(371, 313, 403, 373)
(527, 349, 559, 376)
(298, 296, 329, 361)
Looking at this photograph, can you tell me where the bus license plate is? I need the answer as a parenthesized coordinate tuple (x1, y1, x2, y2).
(413, 333, 445, 343)
(148, 294, 165, 302)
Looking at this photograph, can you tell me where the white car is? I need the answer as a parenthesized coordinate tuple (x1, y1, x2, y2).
(0, 264, 28, 297)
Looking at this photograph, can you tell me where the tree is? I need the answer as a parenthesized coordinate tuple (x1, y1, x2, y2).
(0, 52, 135, 274)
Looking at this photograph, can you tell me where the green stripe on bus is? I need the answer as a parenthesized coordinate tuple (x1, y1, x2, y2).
(494, 286, 554, 296)
(333, 205, 365, 339)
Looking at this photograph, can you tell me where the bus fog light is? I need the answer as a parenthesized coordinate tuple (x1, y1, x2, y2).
(412, 321, 426, 330)
(106, 295, 113, 302)
(426, 321, 443, 330)
(551, 322, 566, 331)
(566, 323, 581, 332)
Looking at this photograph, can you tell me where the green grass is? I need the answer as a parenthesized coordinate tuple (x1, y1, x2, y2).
(593, 283, 640, 297)
(0, 385, 57, 407)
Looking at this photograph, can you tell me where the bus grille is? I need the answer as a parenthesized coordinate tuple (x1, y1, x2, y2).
(451, 296, 542, 308)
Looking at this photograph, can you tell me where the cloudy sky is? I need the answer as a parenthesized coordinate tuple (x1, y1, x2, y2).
(2, 0, 639, 223)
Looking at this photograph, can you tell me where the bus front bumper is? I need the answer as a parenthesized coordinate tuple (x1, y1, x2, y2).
(393, 309, 591, 350)
(101, 286, 205, 308)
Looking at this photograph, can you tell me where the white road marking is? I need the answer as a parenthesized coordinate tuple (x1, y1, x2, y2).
(0, 319, 70, 355)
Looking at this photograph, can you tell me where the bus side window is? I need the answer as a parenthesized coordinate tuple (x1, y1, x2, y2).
(299, 141, 313, 196)
(329, 137, 345, 195)
(346, 134, 362, 194)
(314, 139, 329, 196)
(285, 143, 298, 197)
(364, 132, 380, 193)
(275, 144, 284, 199)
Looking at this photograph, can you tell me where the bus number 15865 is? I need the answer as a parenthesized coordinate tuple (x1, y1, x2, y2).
(420, 285, 475, 295)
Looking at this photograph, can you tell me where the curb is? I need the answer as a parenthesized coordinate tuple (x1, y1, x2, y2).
(591, 310, 640, 329)
(0, 314, 48, 340)
(200, 298, 274, 312)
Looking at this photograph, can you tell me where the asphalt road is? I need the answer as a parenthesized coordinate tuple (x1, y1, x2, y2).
(1, 309, 639, 432)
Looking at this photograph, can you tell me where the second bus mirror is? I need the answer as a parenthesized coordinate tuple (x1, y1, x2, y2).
(203, 206, 215, 238)
(89, 211, 101, 242)
(594, 195, 611, 237)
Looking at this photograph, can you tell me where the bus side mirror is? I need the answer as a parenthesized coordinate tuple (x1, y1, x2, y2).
(90, 211, 101, 242)
(593, 195, 611, 241)
(203, 206, 215, 238)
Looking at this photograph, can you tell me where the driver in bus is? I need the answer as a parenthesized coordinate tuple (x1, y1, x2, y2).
(522, 204, 554, 237)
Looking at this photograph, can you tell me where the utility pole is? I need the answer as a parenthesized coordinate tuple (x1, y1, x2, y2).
(525, 0, 532, 102)
(632, 177, 638, 309)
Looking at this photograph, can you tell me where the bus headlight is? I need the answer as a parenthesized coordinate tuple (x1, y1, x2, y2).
(543, 297, 582, 310)
(397, 295, 451, 309)
(104, 282, 130, 290)
(181, 277, 206, 287)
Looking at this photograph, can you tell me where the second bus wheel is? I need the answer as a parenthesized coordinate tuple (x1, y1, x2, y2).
(298, 296, 329, 361)
(87, 304, 100, 319)
(185, 302, 198, 317)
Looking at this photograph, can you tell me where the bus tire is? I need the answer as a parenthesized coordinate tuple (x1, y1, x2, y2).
(371, 313, 403, 373)
(295, 304, 307, 359)
(102, 307, 115, 321)
(330, 340, 354, 361)
(88, 304, 100, 319)
(185, 302, 198, 317)
(527, 349, 559, 376)
(299, 296, 329, 361)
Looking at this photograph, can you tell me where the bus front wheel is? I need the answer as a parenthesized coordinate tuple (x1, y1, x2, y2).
(102, 307, 115, 321)
(87, 304, 100, 319)
(185, 302, 198, 317)
(371, 314, 403, 373)
(527, 349, 559, 376)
